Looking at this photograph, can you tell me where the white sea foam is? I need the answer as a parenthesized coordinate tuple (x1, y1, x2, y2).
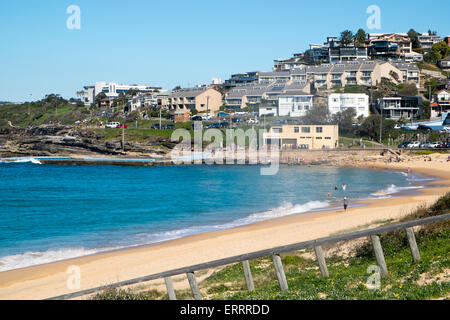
(0, 157, 41, 164)
(371, 184, 423, 197)
(0, 200, 330, 272)
(0, 247, 111, 272)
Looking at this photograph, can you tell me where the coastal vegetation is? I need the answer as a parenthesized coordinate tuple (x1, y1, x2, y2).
(92, 192, 450, 300)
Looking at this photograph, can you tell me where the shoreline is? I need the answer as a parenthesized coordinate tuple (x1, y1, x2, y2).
(0, 154, 449, 299)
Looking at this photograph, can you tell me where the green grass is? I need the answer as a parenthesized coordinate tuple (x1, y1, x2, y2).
(93, 192, 450, 300)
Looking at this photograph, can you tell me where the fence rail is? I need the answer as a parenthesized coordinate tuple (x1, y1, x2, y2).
(47, 213, 450, 300)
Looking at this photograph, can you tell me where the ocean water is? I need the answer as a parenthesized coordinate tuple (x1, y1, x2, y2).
(0, 162, 432, 272)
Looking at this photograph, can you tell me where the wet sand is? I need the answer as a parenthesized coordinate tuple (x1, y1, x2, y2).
(0, 153, 449, 299)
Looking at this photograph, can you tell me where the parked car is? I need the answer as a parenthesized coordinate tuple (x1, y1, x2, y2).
(440, 126, 450, 133)
(419, 142, 431, 148)
(247, 118, 259, 124)
(117, 124, 128, 129)
(407, 141, 420, 148)
(166, 114, 174, 120)
(429, 142, 443, 148)
(397, 142, 409, 148)
(105, 122, 120, 128)
(151, 123, 162, 129)
(217, 112, 229, 117)
(219, 122, 229, 128)
(436, 142, 448, 148)
(201, 114, 212, 121)
(163, 124, 175, 130)
(191, 115, 203, 121)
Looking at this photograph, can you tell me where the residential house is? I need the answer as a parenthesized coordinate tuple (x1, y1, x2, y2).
(223, 72, 259, 90)
(263, 125, 339, 150)
(328, 93, 370, 118)
(258, 71, 291, 84)
(393, 63, 420, 87)
(438, 58, 450, 71)
(417, 33, 443, 51)
(273, 57, 306, 71)
(277, 91, 314, 117)
(163, 88, 222, 114)
(367, 33, 419, 61)
(377, 95, 422, 120)
(430, 90, 450, 119)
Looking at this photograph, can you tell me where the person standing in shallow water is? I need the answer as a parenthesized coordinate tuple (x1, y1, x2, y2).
(343, 197, 348, 211)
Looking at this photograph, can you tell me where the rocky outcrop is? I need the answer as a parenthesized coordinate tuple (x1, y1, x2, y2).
(0, 125, 175, 158)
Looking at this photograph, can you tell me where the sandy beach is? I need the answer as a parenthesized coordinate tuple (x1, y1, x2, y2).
(0, 153, 449, 300)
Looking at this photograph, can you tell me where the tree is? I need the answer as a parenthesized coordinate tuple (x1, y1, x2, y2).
(354, 29, 366, 46)
(332, 108, 356, 134)
(301, 104, 330, 125)
(340, 30, 354, 47)
(432, 41, 450, 60)
(408, 29, 420, 49)
(424, 51, 439, 64)
(420, 101, 431, 120)
(173, 86, 181, 91)
(398, 83, 418, 96)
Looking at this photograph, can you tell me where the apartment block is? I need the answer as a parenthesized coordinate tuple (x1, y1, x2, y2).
(162, 87, 222, 114)
(299, 60, 406, 89)
(328, 93, 369, 118)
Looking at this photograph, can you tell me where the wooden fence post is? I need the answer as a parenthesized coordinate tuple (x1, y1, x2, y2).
(272, 254, 288, 291)
(242, 260, 255, 292)
(405, 227, 421, 263)
(314, 246, 329, 277)
(186, 272, 202, 300)
(370, 235, 388, 277)
(164, 277, 177, 300)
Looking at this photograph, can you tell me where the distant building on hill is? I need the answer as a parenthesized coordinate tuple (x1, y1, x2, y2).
(81, 82, 161, 106)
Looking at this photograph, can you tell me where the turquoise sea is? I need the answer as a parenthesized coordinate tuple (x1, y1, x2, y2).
(0, 161, 432, 272)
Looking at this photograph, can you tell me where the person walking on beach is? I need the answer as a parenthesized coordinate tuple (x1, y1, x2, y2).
(343, 197, 348, 211)
(334, 185, 338, 191)
(342, 184, 347, 191)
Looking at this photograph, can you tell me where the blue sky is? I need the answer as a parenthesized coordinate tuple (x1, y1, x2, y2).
(0, 0, 449, 102)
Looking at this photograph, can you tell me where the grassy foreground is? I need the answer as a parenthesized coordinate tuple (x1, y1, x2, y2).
(93, 193, 450, 300)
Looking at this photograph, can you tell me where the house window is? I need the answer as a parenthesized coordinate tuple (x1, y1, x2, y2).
(294, 127, 299, 133)
(301, 127, 310, 133)
(273, 127, 283, 133)
(316, 127, 323, 133)
(325, 137, 331, 140)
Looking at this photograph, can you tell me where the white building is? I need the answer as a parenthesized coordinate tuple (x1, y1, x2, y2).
(278, 92, 314, 117)
(81, 82, 161, 106)
(328, 93, 369, 118)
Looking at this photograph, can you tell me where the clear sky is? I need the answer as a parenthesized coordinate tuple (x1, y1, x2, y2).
(0, 0, 449, 102)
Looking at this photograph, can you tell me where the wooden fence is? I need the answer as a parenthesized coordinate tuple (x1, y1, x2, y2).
(47, 213, 450, 300)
